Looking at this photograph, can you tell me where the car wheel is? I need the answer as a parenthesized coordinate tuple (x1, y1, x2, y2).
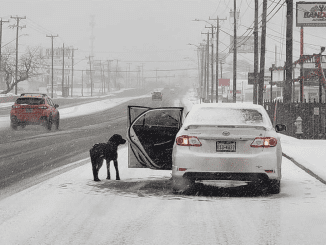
(267, 180, 281, 194)
(10, 122, 18, 130)
(54, 115, 60, 130)
(46, 116, 52, 131)
(172, 177, 194, 193)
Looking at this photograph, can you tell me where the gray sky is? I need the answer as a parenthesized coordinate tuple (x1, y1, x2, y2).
(1, 0, 325, 80)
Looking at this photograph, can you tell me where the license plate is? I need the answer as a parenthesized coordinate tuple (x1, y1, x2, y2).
(216, 141, 236, 152)
(26, 108, 33, 113)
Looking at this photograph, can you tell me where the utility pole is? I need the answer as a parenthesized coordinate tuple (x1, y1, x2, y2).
(46, 34, 58, 98)
(258, 0, 267, 105)
(210, 16, 227, 103)
(271, 64, 275, 101)
(205, 25, 215, 103)
(0, 18, 9, 87)
(233, 0, 237, 103)
(115, 59, 119, 89)
(200, 44, 205, 102)
(127, 63, 131, 88)
(107, 60, 113, 92)
(70, 47, 78, 97)
(253, 0, 259, 104)
(81, 70, 83, 96)
(141, 63, 144, 87)
(10, 16, 26, 95)
(196, 46, 201, 100)
(284, 0, 293, 103)
(206, 32, 210, 101)
(201, 32, 210, 102)
(300, 27, 304, 102)
(62, 43, 65, 97)
(86, 55, 94, 96)
(101, 63, 105, 94)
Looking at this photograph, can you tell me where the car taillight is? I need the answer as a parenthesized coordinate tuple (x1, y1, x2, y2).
(39, 106, 48, 109)
(250, 137, 277, 148)
(176, 135, 202, 147)
(12, 105, 19, 109)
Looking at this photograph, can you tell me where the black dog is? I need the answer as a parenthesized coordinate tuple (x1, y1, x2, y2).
(90, 134, 126, 181)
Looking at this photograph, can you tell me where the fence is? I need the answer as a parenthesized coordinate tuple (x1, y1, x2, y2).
(264, 99, 326, 139)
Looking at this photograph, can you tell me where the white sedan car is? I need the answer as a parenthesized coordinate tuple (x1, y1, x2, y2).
(126, 103, 286, 194)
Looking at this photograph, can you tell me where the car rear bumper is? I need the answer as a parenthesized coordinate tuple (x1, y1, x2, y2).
(172, 150, 281, 181)
(178, 172, 270, 183)
(11, 115, 48, 125)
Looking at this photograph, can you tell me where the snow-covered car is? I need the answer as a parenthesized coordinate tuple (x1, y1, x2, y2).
(126, 103, 286, 194)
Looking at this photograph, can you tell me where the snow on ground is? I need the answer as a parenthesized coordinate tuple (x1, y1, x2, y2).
(1, 145, 326, 244)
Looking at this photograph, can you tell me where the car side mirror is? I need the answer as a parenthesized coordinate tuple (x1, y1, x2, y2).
(54, 104, 59, 108)
(275, 124, 286, 132)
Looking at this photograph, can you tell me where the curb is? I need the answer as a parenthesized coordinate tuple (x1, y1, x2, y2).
(282, 152, 326, 185)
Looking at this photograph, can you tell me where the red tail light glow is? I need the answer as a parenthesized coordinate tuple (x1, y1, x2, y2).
(250, 137, 277, 148)
(176, 135, 202, 146)
(178, 168, 187, 171)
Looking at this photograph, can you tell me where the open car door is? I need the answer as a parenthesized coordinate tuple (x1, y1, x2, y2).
(127, 106, 183, 170)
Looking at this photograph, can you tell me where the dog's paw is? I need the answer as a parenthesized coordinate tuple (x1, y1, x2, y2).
(94, 178, 101, 182)
(116, 177, 120, 180)
(106, 177, 111, 180)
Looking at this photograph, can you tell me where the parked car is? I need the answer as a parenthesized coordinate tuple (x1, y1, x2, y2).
(10, 93, 60, 130)
(152, 91, 163, 101)
(126, 103, 286, 194)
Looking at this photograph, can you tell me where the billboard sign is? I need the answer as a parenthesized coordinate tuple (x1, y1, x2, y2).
(296, 2, 326, 27)
(229, 36, 260, 53)
(218, 78, 230, 86)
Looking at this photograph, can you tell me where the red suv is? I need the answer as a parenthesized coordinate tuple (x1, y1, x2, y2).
(10, 93, 60, 130)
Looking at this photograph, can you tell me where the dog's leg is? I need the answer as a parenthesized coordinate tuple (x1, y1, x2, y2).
(113, 160, 120, 180)
(106, 159, 111, 180)
(92, 158, 103, 181)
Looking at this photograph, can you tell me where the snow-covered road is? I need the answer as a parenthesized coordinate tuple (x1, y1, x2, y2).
(0, 146, 326, 244)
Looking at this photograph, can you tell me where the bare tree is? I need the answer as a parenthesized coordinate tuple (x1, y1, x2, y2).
(1, 46, 45, 94)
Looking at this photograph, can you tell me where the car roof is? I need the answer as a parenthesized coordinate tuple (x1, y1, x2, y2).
(184, 102, 272, 128)
(20, 93, 47, 98)
(191, 103, 265, 110)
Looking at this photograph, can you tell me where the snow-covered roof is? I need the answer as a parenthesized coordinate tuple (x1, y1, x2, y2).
(184, 102, 272, 128)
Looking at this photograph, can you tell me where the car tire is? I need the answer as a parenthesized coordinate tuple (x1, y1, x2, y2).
(10, 122, 18, 130)
(46, 116, 52, 131)
(172, 177, 194, 193)
(54, 115, 60, 130)
(267, 180, 281, 194)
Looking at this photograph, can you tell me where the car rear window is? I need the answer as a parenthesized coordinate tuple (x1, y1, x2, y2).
(186, 107, 270, 127)
(16, 98, 45, 105)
